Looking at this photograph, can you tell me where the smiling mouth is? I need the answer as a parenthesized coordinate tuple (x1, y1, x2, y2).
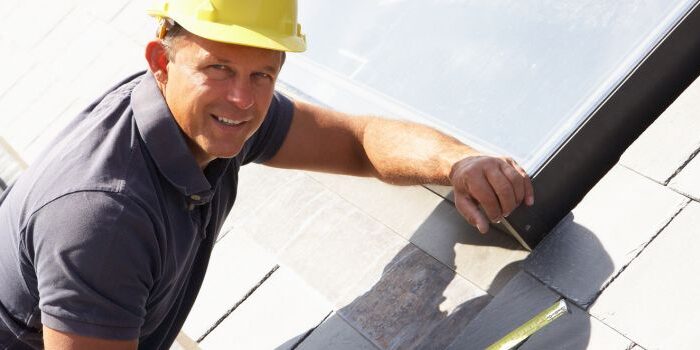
(212, 114, 246, 126)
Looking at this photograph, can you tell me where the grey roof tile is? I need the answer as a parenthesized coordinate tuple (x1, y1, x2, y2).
(590, 201, 700, 350)
(180, 231, 278, 341)
(296, 313, 379, 350)
(197, 266, 332, 349)
(306, 171, 528, 295)
(620, 75, 700, 184)
(445, 272, 559, 350)
(339, 244, 490, 350)
(0, 1, 75, 51)
(519, 303, 633, 349)
(232, 165, 407, 307)
(523, 165, 688, 308)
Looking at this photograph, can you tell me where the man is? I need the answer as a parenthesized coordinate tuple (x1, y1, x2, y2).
(0, 0, 533, 349)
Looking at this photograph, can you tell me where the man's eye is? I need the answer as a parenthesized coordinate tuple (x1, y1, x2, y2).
(252, 72, 273, 82)
(205, 65, 232, 80)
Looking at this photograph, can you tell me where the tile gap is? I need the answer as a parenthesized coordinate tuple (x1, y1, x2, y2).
(421, 184, 453, 202)
(618, 164, 665, 187)
(196, 264, 280, 343)
(335, 311, 384, 350)
(664, 146, 700, 185)
(29, 3, 79, 49)
(290, 310, 333, 350)
(591, 199, 691, 306)
(0, 61, 38, 102)
(107, 1, 132, 23)
(666, 186, 698, 203)
(578, 309, 640, 349)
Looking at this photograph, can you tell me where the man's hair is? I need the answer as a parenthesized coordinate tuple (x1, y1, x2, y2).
(160, 20, 188, 61)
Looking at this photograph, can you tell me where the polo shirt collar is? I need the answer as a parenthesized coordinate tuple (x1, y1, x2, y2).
(131, 71, 227, 199)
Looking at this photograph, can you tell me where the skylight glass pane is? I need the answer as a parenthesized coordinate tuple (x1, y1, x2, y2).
(279, 0, 699, 173)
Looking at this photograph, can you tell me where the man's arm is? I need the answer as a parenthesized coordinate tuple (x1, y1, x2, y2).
(43, 327, 137, 350)
(265, 100, 534, 233)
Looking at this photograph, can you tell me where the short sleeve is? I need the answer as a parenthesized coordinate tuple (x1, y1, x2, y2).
(26, 191, 158, 340)
(241, 91, 295, 165)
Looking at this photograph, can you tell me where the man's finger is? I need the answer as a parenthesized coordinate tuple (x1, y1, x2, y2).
(506, 158, 535, 206)
(501, 164, 525, 206)
(467, 173, 503, 222)
(484, 167, 517, 217)
(454, 193, 490, 234)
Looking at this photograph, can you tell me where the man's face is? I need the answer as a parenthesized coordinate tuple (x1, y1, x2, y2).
(160, 34, 283, 167)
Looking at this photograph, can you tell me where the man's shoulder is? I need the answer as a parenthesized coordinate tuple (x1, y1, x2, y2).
(7, 72, 160, 224)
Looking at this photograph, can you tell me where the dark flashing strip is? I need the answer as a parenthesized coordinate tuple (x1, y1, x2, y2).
(196, 264, 280, 343)
(506, 2, 700, 248)
(0, 177, 6, 192)
(290, 311, 333, 350)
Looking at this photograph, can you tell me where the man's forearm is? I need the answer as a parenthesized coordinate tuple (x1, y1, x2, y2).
(359, 116, 533, 233)
(360, 117, 479, 186)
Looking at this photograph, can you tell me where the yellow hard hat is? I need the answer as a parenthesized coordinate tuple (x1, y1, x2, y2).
(147, 0, 306, 52)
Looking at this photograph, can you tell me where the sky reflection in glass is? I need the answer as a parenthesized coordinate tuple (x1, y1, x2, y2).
(279, 0, 698, 172)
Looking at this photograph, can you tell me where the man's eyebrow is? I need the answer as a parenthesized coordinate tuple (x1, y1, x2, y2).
(260, 65, 278, 74)
(208, 55, 278, 74)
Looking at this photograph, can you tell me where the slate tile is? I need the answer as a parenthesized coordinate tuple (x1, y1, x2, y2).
(519, 303, 633, 349)
(110, 0, 157, 47)
(296, 313, 379, 350)
(181, 231, 278, 341)
(523, 165, 687, 308)
(6, 81, 77, 153)
(0, 38, 34, 99)
(339, 244, 491, 350)
(0, 1, 76, 50)
(409, 201, 528, 295)
(235, 166, 421, 313)
(230, 165, 340, 254)
(668, 153, 700, 202)
(620, 75, 700, 183)
(0, 66, 55, 128)
(0, 1, 21, 18)
(198, 266, 332, 350)
(276, 204, 407, 308)
(29, 7, 94, 64)
(445, 272, 559, 350)
(43, 20, 119, 85)
(305, 171, 443, 241)
(306, 171, 529, 296)
(75, 0, 131, 22)
(21, 39, 144, 163)
(590, 202, 700, 350)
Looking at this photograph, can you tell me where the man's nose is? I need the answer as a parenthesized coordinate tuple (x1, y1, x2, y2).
(227, 78, 254, 110)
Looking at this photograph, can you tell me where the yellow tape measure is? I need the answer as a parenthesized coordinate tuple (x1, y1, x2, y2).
(486, 299, 569, 350)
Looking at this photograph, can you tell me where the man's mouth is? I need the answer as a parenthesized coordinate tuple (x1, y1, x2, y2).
(212, 114, 246, 126)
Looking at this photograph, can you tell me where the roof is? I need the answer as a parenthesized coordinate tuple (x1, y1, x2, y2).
(1, 1, 700, 349)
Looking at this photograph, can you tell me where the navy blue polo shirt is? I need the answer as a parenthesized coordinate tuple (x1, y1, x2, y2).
(0, 71, 293, 349)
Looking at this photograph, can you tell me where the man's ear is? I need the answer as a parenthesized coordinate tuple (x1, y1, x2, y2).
(145, 40, 170, 84)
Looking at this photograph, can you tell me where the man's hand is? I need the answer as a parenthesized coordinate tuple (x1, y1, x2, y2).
(450, 156, 534, 233)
